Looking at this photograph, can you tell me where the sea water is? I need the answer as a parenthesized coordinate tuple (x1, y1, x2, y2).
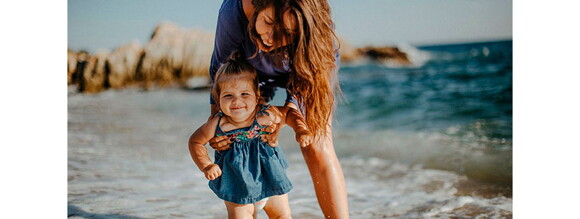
(68, 40, 512, 218)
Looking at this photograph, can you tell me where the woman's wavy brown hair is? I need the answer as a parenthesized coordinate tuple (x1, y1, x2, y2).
(248, 0, 341, 137)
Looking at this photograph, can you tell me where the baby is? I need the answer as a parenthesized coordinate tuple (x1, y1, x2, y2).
(188, 52, 312, 218)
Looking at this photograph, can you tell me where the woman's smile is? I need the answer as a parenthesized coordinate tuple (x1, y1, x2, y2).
(263, 41, 273, 47)
(254, 6, 297, 53)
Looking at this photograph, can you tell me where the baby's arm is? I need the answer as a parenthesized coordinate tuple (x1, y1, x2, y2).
(188, 117, 222, 180)
(278, 106, 313, 148)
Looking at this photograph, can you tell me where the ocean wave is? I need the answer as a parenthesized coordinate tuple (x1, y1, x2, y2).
(396, 43, 433, 68)
(332, 129, 512, 187)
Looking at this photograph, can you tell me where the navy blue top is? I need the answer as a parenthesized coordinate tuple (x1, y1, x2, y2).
(209, 0, 339, 104)
(209, 0, 291, 104)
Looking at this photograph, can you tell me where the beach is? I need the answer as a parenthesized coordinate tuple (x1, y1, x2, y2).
(68, 40, 512, 218)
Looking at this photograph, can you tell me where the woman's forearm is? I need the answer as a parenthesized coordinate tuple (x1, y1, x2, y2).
(285, 108, 309, 134)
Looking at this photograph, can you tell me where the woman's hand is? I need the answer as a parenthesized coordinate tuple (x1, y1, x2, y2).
(295, 130, 313, 148)
(259, 102, 284, 147)
(209, 135, 232, 151)
(261, 122, 282, 147)
(203, 164, 222, 180)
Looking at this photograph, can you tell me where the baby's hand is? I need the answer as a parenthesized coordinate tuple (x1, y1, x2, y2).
(203, 164, 222, 180)
(296, 130, 313, 148)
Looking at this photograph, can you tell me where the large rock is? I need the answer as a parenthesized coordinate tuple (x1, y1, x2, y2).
(337, 37, 360, 63)
(337, 38, 414, 66)
(107, 41, 143, 89)
(79, 49, 110, 93)
(180, 29, 214, 84)
(137, 22, 213, 89)
(68, 22, 214, 93)
(357, 46, 411, 65)
(68, 50, 77, 85)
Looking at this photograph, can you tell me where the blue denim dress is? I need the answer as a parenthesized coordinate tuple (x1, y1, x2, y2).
(209, 105, 293, 204)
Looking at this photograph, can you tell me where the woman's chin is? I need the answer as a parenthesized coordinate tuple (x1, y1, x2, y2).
(259, 44, 274, 53)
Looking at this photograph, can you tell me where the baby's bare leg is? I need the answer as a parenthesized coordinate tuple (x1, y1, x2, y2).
(224, 201, 255, 219)
(263, 194, 292, 219)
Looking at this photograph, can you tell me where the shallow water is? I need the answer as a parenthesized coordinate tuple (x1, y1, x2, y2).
(68, 86, 511, 218)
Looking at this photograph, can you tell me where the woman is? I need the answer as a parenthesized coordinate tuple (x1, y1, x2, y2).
(206, 0, 349, 217)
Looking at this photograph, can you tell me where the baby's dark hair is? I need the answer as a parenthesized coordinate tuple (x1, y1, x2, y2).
(211, 51, 260, 104)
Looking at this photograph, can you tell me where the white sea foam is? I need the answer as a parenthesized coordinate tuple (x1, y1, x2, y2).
(397, 43, 432, 68)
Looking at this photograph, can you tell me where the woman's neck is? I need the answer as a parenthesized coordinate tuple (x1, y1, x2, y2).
(242, 0, 255, 21)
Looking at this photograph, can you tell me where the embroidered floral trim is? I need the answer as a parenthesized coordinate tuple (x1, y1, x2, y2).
(217, 125, 270, 142)
(216, 104, 272, 142)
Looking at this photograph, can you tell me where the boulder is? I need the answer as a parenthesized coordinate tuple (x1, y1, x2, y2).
(137, 22, 213, 89)
(79, 49, 110, 93)
(107, 41, 143, 89)
(357, 46, 411, 65)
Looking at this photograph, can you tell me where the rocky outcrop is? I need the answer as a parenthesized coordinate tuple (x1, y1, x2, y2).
(68, 24, 416, 93)
(137, 22, 214, 89)
(337, 37, 360, 63)
(107, 41, 143, 89)
(79, 49, 110, 93)
(337, 38, 413, 66)
(357, 46, 411, 65)
(68, 50, 77, 84)
(68, 50, 90, 85)
(68, 22, 213, 93)
(357, 46, 412, 66)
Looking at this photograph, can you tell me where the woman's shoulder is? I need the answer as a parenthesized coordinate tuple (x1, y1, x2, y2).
(212, 0, 248, 69)
(218, 0, 246, 25)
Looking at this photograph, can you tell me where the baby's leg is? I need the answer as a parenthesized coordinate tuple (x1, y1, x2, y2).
(224, 201, 255, 219)
(263, 194, 292, 219)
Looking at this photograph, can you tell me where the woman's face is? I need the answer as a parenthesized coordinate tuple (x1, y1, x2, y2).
(254, 6, 297, 53)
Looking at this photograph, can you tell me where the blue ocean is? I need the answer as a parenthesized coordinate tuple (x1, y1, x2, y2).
(334, 40, 512, 186)
(338, 41, 512, 140)
(68, 40, 512, 218)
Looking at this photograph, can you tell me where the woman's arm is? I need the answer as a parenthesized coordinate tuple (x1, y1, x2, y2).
(281, 106, 313, 148)
(207, 104, 232, 151)
(205, 0, 245, 150)
(208, 0, 246, 104)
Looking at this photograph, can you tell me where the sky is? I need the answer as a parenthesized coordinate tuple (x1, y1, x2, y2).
(68, 0, 512, 52)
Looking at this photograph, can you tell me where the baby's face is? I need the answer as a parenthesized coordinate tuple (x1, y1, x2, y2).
(218, 80, 258, 123)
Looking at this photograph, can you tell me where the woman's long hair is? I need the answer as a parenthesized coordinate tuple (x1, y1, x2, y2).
(248, 0, 341, 137)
